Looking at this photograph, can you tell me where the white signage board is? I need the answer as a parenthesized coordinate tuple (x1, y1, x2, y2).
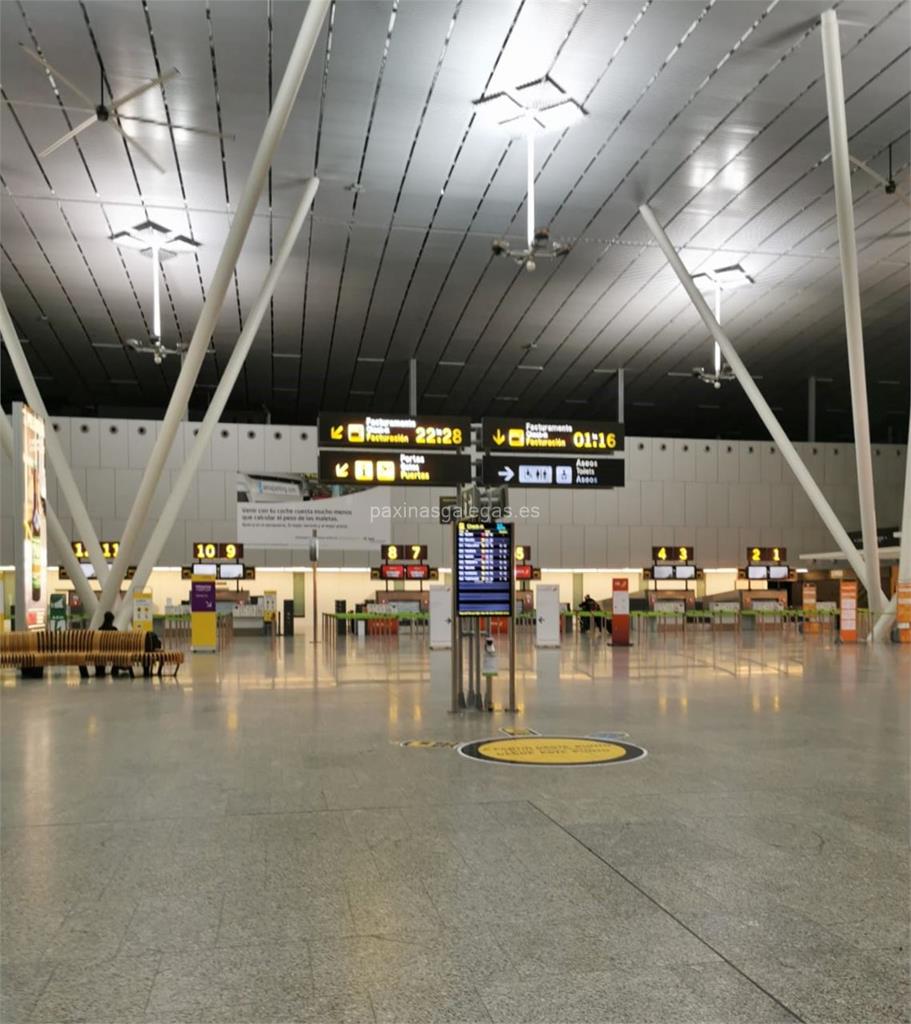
(535, 584, 561, 648)
(12, 403, 48, 631)
(429, 586, 452, 649)
(237, 487, 392, 548)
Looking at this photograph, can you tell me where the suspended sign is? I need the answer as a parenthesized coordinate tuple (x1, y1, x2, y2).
(481, 456, 624, 488)
(652, 545, 694, 565)
(481, 417, 624, 453)
(192, 542, 243, 561)
(318, 451, 471, 487)
(318, 413, 470, 450)
(72, 540, 121, 561)
(381, 544, 427, 562)
(747, 546, 786, 565)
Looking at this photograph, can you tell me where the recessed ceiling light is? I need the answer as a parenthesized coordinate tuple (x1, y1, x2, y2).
(593, 367, 617, 374)
(439, 360, 466, 367)
(517, 364, 543, 372)
(273, 353, 299, 359)
(357, 356, 383, 363)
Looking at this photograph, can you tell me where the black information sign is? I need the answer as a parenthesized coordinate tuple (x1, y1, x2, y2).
(381, 544, 428, 561)
(318, 451, 471, 486)
(455, 520, 513, 617)
(193, 541, 243, 561)
(481, 456, 624, 488)
(652, 545, 694, 565)
(482, 417, 624, 453)
(514, 545, 531, 563)
(318, 413, 470, 450)
(747, 546, 787, 565)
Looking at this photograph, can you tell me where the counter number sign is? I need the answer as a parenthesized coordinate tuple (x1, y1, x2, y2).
(382, 544, 427, 562)
(748, 546, 786, 564)
(653, 545, 693, 564)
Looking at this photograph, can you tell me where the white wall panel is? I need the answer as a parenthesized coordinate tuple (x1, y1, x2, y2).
(770, 484, 792, 526)
(84, 468, 115, 517)
(114, 469, 142, 520)
(629, 526, 652, 567)
(748, 483, 771, 528)
(695, 526, 718, 566)
(49, 418, 72, 462)
(760, 444, 782, 482)
(673, 440, 696, 482)
(561, 526, 584, 568)
(728, 484, 750, 529)
(651, 439, 674, 480)
(685, 482, 707, 527)
(549, 491, 572, 526)
(583, 526, 607, 567)
(640, 482, 663, 526)
(627, 437, 651, 481)
(696, 442, 717, 482)
(197, 470, 227, 520)
(706, 483, 729, 527)
(290, 426, 318, 472)
(595, 489, 618, 523)
(71, 420, 100, 468)
(663, 482, 685, 526)
(607, 526, 630, 567)
(739, 443, 762, 483)
(211, 425, 238, 470)
(716, 526, 740, 565)
(99, 420, 129, 469)
(128, 420, 157, 468)
(718, 442, 739, 482)
(264, 427, 292, 473)
(238, 426, 266, 469)
(572, 490, 597, 525)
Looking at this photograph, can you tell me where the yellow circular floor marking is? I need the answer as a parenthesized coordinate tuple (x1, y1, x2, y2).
(458, 736, 646, 766)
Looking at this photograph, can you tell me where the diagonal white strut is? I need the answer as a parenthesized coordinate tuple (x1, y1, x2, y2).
(114, 178, 320, 627)
(820, 9, 882, 624)
(0, 294, 108, 588)
(639, 202, 889, 618)
(90, 0, 330, 628)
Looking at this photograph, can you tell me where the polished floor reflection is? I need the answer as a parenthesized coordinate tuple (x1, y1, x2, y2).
(2, 631, 909, 1023)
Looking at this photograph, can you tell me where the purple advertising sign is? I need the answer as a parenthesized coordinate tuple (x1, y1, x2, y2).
(190, 580, 216, 612)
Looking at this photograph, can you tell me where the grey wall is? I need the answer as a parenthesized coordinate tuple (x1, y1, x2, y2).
(0, 415, 905, 569)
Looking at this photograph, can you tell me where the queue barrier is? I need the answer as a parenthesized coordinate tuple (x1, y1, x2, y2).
(321, 611, 429, 641)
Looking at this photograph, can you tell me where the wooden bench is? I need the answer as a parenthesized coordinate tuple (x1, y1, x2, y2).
(0, 630, 183, 678)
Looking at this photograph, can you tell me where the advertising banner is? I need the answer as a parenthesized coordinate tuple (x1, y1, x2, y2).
(236, 472, 391, 548)
(839, 580, 858, 643)
(803, 582, 818, 635)
(612, 578, 630, 646)
(897, 582, 911, 644)
(12, 403, 48, 630)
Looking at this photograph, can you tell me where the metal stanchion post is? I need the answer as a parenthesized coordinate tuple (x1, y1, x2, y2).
(508, 613, 517, 712)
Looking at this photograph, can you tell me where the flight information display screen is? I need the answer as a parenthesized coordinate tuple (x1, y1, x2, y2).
(455, 520, 513, 617)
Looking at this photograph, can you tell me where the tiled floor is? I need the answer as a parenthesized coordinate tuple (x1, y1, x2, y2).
(1, 630, 909, 1023)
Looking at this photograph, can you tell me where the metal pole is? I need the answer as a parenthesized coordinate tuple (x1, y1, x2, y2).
(872, 416, 911, 641)
(450, 526, 459, 711)
(808, 377, 816, 442)
(713, 280, 722, 378)
(151, 243, 161, 340)
(820, 9, 883, 624)
(409, 358, 417, 417)
(638, 202, 889, 611)
(617, 368, 625, 425)
(0, 296, 108, 585)
(0, 409, 98, 613)
(113, 179, 319, 626)
(508, 613, 517, 711)
(311, 557, 318, 646)
(92, 0, 330, 627)
(526, 128, 535, 251)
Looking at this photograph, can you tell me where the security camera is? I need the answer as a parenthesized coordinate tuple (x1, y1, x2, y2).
(885, 179, 897, 194)
(533, 227, 550, 244)
(492, 240, 508, 256)
(526, 258, 536, 272)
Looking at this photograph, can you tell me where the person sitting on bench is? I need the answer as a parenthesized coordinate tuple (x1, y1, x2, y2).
(95, 611, 118, 677)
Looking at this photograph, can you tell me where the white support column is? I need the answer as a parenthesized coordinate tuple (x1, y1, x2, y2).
(617, 368, 625, 424)
(409, 358, 418, 417)
(713, 281, 722, 378)
(821, 9, 883, 623)
(639, 202, 889, 612)
(92, 0, 330, 627)
(872, 418, 911, 642)
(526, 128, 535, 252)
(113, 179, 320, 627)
(0, 295, 108, 584)
(0, 408, 98, 613)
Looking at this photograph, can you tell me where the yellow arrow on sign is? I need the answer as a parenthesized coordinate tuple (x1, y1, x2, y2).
(335, 462, 349, 478)
(330, 425, 343, 440)
(492, 429, 506, 445)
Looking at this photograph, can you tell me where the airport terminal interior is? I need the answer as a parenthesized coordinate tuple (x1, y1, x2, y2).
(0, 1, 909, 1022)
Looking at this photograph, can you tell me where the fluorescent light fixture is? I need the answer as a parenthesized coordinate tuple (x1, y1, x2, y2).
(111, 220, 200, 260)
(593, 367, 617, 374)
(424, 392, 449, 399)
(713, 263, 754, 288)
(350, 390, 374, 396)
(273, 353, 299, 359)
(439, 360, 466, 367)
(494, 396, 519, 401)
(565, 399, 587, 404)
(473, 74, 587, 136)
(357, 356, 384, 363)
(517, 364, 544, 371)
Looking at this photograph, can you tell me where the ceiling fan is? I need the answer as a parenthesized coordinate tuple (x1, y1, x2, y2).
(11, 45, 231, 172)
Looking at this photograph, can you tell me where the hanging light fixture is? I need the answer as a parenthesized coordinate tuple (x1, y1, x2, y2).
(688, 264, 754, 388)
(475, 75, 586, 271)
(111, 221, 201, 364)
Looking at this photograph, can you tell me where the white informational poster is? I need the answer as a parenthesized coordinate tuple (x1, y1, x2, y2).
(612, 587, 630, 616)
(236, 473, 391, 548)
(535, 584, 561, 648)
(12, 403, 48, 631)
(429, 586, 452, 649)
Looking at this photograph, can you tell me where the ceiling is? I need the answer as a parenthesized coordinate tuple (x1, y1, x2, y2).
(1, 0, 908, 442)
